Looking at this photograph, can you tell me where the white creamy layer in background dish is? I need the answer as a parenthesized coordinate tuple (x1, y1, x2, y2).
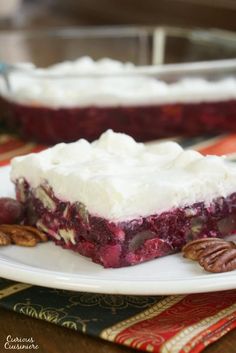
(1, 57, 236, 108)
(11, 130, 236, 221)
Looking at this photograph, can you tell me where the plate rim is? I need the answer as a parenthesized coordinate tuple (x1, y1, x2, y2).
(0, 254, 236, 295)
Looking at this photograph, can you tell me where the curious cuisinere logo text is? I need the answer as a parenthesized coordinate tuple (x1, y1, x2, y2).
(4, 335, 39, 350)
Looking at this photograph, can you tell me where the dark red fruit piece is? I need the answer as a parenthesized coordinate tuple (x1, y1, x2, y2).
(0, 197, 24, 225)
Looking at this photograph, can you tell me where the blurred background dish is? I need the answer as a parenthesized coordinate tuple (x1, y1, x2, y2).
(1, 27, 236, 143)
(1, 1, 236, 143)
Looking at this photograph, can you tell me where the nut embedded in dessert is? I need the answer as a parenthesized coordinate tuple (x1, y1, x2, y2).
(10, 130, 236, 268)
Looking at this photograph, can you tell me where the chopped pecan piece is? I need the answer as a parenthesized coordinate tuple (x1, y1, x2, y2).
(182, 237, 236, 273)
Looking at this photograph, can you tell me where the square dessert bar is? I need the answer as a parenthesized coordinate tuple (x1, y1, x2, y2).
(11, 130, 236, 268)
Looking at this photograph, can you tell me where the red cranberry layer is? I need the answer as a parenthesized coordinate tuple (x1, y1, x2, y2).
(1, 97, 236, 143)
(16, 179, 236, 268)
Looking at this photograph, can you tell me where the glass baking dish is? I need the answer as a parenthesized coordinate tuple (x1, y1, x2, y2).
(1, 26, 236, 143)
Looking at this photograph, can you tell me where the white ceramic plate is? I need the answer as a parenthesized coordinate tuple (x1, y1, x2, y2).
(0, 166, 236, 295)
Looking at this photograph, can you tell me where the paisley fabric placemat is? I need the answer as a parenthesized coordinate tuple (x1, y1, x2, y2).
(0, 279, 236, 353)
(0, 133, 236, 353)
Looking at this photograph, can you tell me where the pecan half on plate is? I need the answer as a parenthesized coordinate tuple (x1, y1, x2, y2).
(0, 224, 48, 247)
(182, 238, 236, 273)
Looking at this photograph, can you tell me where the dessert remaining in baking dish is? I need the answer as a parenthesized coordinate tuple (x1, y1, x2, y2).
(1, 57, 236, 143)
(11, 130, 236, 267)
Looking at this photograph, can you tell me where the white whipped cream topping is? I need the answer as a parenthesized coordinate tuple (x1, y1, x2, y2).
(1, 57, 236, 108)
(11, 130, 236, 221)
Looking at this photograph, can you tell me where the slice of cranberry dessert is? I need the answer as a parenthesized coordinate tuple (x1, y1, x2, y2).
(10, 130, 236, 268)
